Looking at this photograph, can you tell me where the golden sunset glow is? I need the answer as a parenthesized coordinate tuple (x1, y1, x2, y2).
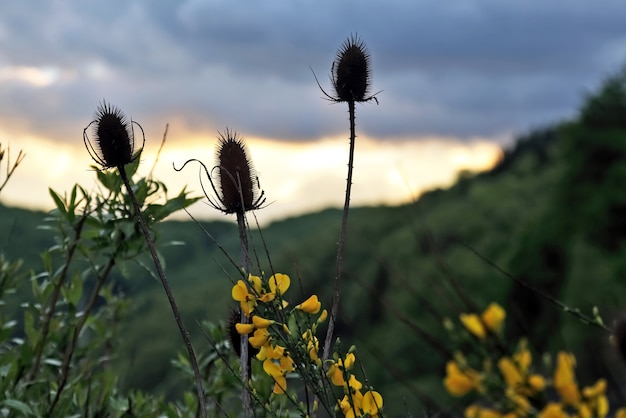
(1, 128, 502, 224)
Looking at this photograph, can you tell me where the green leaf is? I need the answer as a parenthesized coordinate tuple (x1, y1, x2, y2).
(23, 311, 37, 348)
(67, 273, 83, 306)
(49, 188, 66, 215)
(96, 168, 122, 192)
(2, 399, 33, 415)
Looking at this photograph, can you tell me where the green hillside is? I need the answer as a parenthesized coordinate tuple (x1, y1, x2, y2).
(2, 67, 626, 415)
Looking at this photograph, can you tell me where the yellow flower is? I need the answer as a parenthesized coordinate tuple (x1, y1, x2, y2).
(482, 303, 506, 333)
(460, 313, 487, 339)
(296, 294, 321, 314)
(444, 360, 482, 397)
(249, 328, 270, 348)
(616, 407, 626, 418)
(327, 362, 345, 386)
(498, 357, 523, 388)
(362, 391, 383, 416)
(231, 280, 256, 316)
(251, 315, 273, 328)
(344, 352, 356, 370)
(339, 395, 361, 418)
(268, 273, 290, 296)
(235, 323, 255, 334)
(580, 379, 608, 418)
(538, 403, 569, 418)
(528, 374, 546, 392)
(465, 405, 504, 418)
(317, 309, 328, 323)
(460, 303, 506, 339)
(554, 352, 580, 405)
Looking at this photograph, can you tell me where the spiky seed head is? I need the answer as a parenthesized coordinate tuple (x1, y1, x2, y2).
(84, 101, 142, 169)
(227, 309, 258, 360)
(333, 34, 371, 102)
(216, 129, 262, 214)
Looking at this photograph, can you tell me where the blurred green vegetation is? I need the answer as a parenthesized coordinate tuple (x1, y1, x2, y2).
(3, 66, 626, 415)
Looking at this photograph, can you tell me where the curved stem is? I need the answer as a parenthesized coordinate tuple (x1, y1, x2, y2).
(119, 166, 207, 418)
(323, 100, 356, 362)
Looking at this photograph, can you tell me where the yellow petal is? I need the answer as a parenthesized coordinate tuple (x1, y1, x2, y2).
(528, 374, 546, 392)
(263, 358, 283, 377)
(582, 378, 606, 398)
(248, 274, 263, 295)
(498, 357, 523, 388)
(538, 403, 567, 418)
(554, 352, 580, 405)
(460, 313, 486, 339)
(344, 353, 356, 370)
(296, 294, 321, 314)
(235, 323, 254, 335)
(362, 391, 383, 414)
(327, 363, 345, 386)
(317, 309, 328, 323)
(444, 361, 480, 397)
(252, 316, 273, 328)
(481, 302, 506, 333)
(272, 374, 287, 394)
(231, 280, 249, 302)
(269, 273, 290, 296)
(249, 328, 269, 348)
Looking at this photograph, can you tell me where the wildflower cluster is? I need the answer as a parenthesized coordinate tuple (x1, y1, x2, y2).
(232, 273, 326, 392)
(327, 352, 383, 417)
(443, 303, 625, 417)
(231, 273, 383, 416)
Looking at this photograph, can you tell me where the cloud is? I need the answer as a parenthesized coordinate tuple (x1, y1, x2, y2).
(0, 0, 625, 144)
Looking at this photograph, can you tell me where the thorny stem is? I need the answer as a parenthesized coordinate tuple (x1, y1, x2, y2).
(236, 211, 252, 418)
(323, 100, 356, 362)
(28, 214, 88, 382)
(119, 166, 207, 418)
(47, 257, 116, 416)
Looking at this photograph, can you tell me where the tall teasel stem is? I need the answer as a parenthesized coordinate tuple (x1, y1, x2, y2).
(176, 130, 264, 417)
(216, 132, 262, 418)
(316, 35, 379, 362)
(83, 102, 207, 418)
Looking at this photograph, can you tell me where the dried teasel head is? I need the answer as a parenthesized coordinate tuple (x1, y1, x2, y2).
(332, 34, 372, 102)
(83, 101, 145, 169)
(214, 129, 265, 214)
(313, 34, 379, 104)
(172, 128, 266, 215)
(227, 308, 259, 360)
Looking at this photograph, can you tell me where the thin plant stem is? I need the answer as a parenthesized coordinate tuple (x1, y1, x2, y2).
(28, 214, 88, 382)
(323, 99, 356, 362)
(47, 257, 115, 416)
(236, 211, 251, 418)
(119, 165, 207, 418)
(0, 145, 26, 194)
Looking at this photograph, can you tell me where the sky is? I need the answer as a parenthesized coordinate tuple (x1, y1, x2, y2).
(1, 1, 625, 224)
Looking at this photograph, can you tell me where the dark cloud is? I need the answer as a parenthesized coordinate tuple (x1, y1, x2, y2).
(0, 0, 625, 143)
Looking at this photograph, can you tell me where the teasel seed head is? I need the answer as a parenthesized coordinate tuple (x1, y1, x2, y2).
(332, 34, 373, 102)
(83, 101, 144, 169)
(215, 129, 265, 214)
(227, 308, 258, 360)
